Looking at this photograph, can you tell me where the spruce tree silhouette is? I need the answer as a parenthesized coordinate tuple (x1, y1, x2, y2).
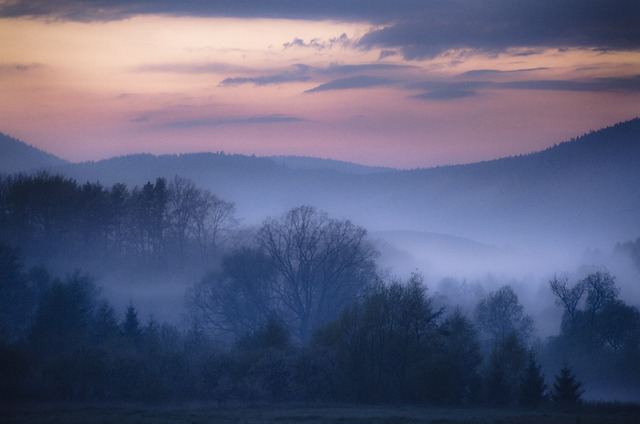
(520, 352, 547, 407)
(551, 365, 583, 407)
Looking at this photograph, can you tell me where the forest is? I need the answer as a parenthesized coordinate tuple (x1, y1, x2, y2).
(1, 172, 640, 408)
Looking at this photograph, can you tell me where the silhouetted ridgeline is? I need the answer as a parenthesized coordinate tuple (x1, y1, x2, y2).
(0, 132, 68, 174)
(361, 118, 640, 245)
(268, 155, 395, 174)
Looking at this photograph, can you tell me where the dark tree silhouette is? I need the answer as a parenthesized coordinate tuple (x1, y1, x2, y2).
(122, 303, 142, 342)
(29, 272, 99, 352)
(2, 173, 80, 260)
(92, 300, 119, 343)
(551, 271, 619, 328)
(519, 351, 547, 408)
(318, 274, 443, 403)
(596, 300, 640, 352)
(474, 285, 534, 345)
(130, 178, 169, 264)
(428, 310, 482, 404)
(167, 176, 200, 266)
(191, 188, 236, 268)
(0, 173, 238, 274)
(188, 247, 277, 338)
(78, 181, 111, 259)
(0, 242, 22, 285)
(582, 271, 619, 325)
(550, 275, 584, 321)
(484, 332, 527, 406)
(486, 354, 509, 406)
(548, 270, 640, 391)
(236, 315, 291, 352)
(258, 206, 377, 341)
(107, 182, 130, 257)
(0, 243, 28, 341)
(551, 365, 583, 407)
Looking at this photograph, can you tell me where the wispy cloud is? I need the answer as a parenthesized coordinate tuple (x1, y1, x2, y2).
(411, 75, 640, 101)
(460, 68, 550, 78)
(379, 50, 398, 60)
(283, 33, 353, 50)
(0, 63, 45, 73)
(321, 63, 412, 75)
(305, 76, 393, 93)
(413, 89, 477, 101)
(130, 115, 150, 123)
(166, 114, 305, 128)
(219, 63, 410, 89)
(220, 74, 311, 86)
(510, 49, 545, 57)
(501, 76, 640, 92)
(410, 80, 487, 91)
(220, 64, 311, 86)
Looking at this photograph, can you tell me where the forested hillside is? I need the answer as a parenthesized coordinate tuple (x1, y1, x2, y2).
(27, 118, 637, 248)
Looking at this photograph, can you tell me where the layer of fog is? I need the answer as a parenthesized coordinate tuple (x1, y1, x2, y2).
(92, 224, 640, 345)
(373, 230, 640, 339)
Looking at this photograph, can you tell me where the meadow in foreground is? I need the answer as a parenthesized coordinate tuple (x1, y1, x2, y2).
(2, 403, 640, 424)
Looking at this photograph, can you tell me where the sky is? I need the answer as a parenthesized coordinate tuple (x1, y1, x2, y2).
(1, 1, 639, 168)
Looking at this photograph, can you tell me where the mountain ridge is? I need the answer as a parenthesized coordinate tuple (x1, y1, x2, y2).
(1, 118, 638, 248)
(2, 118, 638, 177)
(0, 132, 68, 173)
(268, 155, 396, 174)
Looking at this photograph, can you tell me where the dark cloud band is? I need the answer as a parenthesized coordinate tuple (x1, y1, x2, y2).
(4, 1, 639, 58)
(411, 75, 640, 101)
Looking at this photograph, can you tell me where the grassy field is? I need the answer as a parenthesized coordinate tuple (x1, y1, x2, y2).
(2, 403, 640, 424)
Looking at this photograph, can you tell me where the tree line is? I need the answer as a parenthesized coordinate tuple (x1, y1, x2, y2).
(0, 173, 236, 272)
(5, 248, 634, 405)
(1, 173, 639, 405)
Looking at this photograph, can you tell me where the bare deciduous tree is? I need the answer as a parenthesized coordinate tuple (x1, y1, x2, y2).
(549, 275, 584, 321)
(258, 205, 377, 341)
(167, 176, 201, 266)
(192, 190, 236, 269)
(550, 270, 618, 325)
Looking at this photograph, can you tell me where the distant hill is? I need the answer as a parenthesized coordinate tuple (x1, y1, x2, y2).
(3, 118, 639, 251)
(268, 155, 395, 174)
(395, 118, 640, 244)
(0, 132, 67, 173)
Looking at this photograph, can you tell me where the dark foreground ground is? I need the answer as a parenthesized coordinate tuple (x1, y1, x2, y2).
(2, 403, 640, 424)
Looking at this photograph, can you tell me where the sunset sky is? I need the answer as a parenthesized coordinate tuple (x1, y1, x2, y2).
(1, 1, 639, 168)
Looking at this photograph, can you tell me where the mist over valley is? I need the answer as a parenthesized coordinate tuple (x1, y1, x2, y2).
(1, 119, 640, 405)
(5, 119, 639, 278)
